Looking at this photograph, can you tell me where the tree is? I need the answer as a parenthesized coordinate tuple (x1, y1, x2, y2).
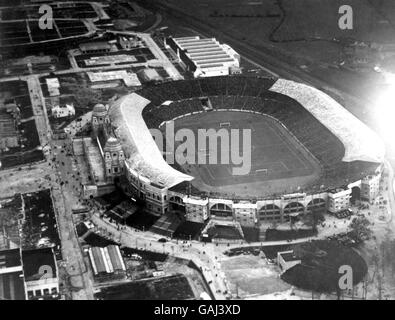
(348, 216, 372, 243)
(61, 77, 103, 108)
(303, 209, 325, 231)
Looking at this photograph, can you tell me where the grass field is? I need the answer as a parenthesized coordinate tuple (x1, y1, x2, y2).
(166, 111, 321, 197)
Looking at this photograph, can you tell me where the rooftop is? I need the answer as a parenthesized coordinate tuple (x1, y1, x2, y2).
(22, 247, 57, 281)
(79, 41, 111, 51)
(279, 251, 300, 262)
(88, 245, 126, 276)
(0, 248, 21, 270)
(108, 93, 193, 189)
(170, 36, 239, 69)
(271, 79, 385, 164)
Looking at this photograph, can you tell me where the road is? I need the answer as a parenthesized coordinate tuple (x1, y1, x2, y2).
(384, 159, 395, 224)
(91, 213, 229, 299)
(26, 73, 95, 299)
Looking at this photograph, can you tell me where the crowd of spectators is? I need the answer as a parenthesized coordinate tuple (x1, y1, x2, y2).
(137, 75, 378, 199)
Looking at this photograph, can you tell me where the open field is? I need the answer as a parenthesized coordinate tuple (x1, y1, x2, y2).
(156, 0, 395, 62)
(220, 254, 291, 298)
(168, 111, 321, 197)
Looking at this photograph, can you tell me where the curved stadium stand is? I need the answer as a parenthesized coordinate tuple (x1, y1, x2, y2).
(136, 75, 379, 197)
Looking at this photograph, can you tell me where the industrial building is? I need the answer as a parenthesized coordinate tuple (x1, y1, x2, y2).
(46, 78, 60, 97)
(165, 36, 240, 77)
(88, 245, 126, 276)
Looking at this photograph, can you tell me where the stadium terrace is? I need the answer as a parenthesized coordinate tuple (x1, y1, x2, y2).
(78, 75, 384, 227)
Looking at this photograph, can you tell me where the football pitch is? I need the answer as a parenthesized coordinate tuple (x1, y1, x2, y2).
(166, 111, 321, 197)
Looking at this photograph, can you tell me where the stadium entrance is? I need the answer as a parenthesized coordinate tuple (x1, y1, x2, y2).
(351, 186, 361, 204)
(210, 203, 233, 218)
(169, 196, 186, 213)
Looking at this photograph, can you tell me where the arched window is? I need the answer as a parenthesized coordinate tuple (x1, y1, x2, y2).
(259, 204, 281, 221)
(210, 203, 232, 218)
(306, 198, 326, 212)
(169, 196, 185, 212)
(283, 202, 304, 216)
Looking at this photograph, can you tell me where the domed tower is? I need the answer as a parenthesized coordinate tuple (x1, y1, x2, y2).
(91, 103, 110, 138)
(103, 136, 125, 182)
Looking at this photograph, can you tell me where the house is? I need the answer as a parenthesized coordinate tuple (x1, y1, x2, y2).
(51, 103, 75, 118)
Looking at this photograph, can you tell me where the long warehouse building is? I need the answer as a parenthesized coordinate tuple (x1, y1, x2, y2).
(165, 36, 240, 77)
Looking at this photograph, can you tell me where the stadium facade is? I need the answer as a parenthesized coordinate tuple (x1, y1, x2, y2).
(82, 76, 384, 228)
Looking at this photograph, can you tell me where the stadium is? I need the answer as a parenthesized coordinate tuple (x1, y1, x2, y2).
(90, 75, 384, 229)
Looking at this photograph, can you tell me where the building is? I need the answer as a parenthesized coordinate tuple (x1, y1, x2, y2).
(22, 248, 59, 300)
(87, 70, 141, 88)
(233, 202, 257, 227)
(277, 250, 301, 272)
(118, 36, 139, 50)
(75, 76, 384, 225)
(0, 105, 20, 151)
(361, 173, 381, 202)
(327, 188, 351, 214)
(103, 136, 125, 183)
(0, 114, 19, 150)
(165, 36, 240, 78)
(88, 245, 126, 276)
(137, 68, 163, 83)
(51, 103, 75, 118)
(79, 41, 112, 54)
(183, 197, 209, 223)
(0, 249, 25, 300)
(46, 78, 60, 97)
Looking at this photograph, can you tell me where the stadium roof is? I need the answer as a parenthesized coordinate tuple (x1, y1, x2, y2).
(171, 36, 239, 70)
(183, 197, 208, 206)
(108, 93, 193, 189)
(270, 79, 385, 164)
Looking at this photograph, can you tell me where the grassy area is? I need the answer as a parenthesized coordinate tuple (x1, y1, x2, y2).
(241, 226, 260, 243)
(125, 210, 159, 231)
(281, 240, 368, 293)
(173, 221, 204, 240)
(265, 228, 317, 241)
